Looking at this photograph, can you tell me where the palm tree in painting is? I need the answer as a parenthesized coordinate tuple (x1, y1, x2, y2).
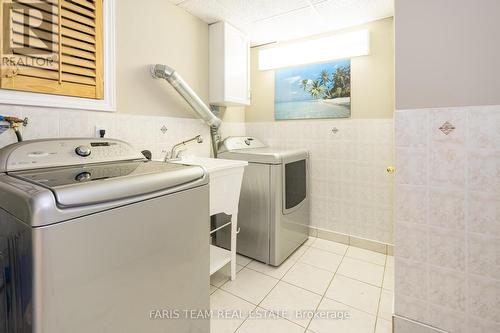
(332, 65, 351, 97)
(308, 80, 325, 98)
(319, 69, 330, 86)
(299, 79, 310, 91)
(300, 65, 350, 100)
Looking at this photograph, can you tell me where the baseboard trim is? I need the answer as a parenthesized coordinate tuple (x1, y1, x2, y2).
(393, 315, 448, 333)
(308, 226, 393, 255)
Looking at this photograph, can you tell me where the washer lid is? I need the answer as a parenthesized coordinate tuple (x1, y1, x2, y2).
(0, 138, 145, 172)
(10, 160, 206, 207)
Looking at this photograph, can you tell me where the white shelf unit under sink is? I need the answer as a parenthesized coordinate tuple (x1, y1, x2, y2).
(169, 156, 247, 280)
(210, 243, 231, 275)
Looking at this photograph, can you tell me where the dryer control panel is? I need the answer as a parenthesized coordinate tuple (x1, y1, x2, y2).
(0, 138, 145, 172)
(218, 136, 267, 153)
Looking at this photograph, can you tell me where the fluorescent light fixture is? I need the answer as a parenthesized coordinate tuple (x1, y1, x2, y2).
(258, 29, 370, 70)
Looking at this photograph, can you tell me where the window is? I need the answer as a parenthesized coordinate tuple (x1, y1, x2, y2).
(0, 0, 115, 111)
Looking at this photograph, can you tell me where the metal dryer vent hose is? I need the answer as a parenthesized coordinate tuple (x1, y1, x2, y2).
(151, 64, 222, 157)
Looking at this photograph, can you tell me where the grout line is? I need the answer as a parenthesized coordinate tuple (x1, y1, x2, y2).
(333, 272, 383, 290)
(464, 109, 470, 327)
(342, 253, 387, 267)
(320, 296, 379, 318)
(304, 245, 347, 332)
(213, 239, 390, 332)
(373, 254, 389, 332)
(227, 244, 310, 332)
(232, 303, 259, 333)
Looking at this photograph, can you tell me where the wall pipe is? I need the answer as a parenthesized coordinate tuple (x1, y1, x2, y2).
(151, 64, 222, 157)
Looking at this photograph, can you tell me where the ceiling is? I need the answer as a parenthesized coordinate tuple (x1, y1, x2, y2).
(169, 0, 394, 46)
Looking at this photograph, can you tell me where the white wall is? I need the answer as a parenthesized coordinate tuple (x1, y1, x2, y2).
(116, 0, 209, 118)
(395, 0, 500, 109)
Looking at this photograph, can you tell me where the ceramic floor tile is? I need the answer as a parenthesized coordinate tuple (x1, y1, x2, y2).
(299, 247, 343, 272)
(221, 268, 279, 305)
(247, 256, 295, 279)
(337, 257, 385, 287)
(236, 308, 305, 333)
(310, 238, 348, 256)
(382, 265, 394, 291)
(325, 274, 381, 315)
(211, 264, 244, 287)
(282, 262, 334, 295)
(375, 318, 392, 333)
(378, 289, 393, 320)
(308, 298, 376, 333)
(237, 254, 253, 267)
(260, 281, 322, 327)
(288, 245, 308, 262)
(210, 289, 256, 333)
(345, 247, 387, 266)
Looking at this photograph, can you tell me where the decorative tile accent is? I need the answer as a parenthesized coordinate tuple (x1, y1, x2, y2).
(331, 127, 339, 134)
(160, 125, 168, 134)
(438, 121, 455, 135)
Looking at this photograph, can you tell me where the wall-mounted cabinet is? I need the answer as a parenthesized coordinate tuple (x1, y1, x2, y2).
(209, 21, 250, 106)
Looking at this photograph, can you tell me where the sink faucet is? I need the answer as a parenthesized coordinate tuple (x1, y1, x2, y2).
(165, 135, 204, 161)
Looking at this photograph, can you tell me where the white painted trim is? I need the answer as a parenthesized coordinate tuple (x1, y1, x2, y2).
(0, 0, 116, 112)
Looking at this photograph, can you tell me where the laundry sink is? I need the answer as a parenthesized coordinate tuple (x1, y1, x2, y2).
(168, 156, 247, 215)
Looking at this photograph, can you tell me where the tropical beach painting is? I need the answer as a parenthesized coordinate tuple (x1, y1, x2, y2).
(274, 59, 351, 120)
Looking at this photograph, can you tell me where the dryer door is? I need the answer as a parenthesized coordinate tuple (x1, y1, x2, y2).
(282, 158, 308, 215)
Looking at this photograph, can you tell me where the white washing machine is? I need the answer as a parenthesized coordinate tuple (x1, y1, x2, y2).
(0, 138, 209, 333)
(216, 137, 310, 266)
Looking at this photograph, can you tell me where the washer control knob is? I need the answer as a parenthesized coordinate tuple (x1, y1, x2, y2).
(75, 171, 91, 182)
(75, 145, 91, 157)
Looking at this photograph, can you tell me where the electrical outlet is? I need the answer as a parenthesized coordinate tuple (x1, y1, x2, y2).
(95, 126, 106, 138)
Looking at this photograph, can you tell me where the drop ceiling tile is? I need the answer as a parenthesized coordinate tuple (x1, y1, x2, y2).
(248, 6, 330, 45)
(314, 0, 393, 31)
(178, 0, 234, 24)
(216, 0, 312, 24)
(176, 0, 394, 45)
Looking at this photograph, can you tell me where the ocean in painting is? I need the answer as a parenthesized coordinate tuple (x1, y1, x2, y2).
(275, 98, 351, 120)
(274, 60, 351, 120)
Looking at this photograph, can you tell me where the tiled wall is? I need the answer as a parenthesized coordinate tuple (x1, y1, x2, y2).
(246, 119, 395, 245)
(394, 105, 500, 332)
(0, 105, 246, 159)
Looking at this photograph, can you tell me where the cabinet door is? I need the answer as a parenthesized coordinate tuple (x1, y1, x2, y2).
(224, 24, 250, 105)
